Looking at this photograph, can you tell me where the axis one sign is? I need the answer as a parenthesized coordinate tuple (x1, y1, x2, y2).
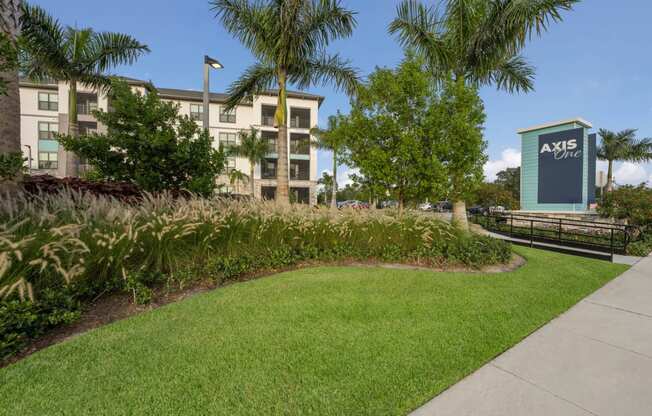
(538, 128, 584, 203)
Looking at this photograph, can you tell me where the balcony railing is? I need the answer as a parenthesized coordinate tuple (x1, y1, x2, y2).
(77, 102, 98, 115)
(290, 116, 310, 129)
(261, 115, 275, 127)
(290, 140, 310, 155)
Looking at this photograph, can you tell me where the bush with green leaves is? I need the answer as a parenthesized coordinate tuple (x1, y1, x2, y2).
(0, 191, 511, 359)
(0, 153, 25, 182)
(57, 79, 226, 196)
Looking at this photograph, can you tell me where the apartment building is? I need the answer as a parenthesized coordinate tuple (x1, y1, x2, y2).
(19, 77, 322, 204)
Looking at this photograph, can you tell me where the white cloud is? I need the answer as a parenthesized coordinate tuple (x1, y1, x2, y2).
(338, 167, 360, 187)
(614, 162, 648, 185)
(483, 148, 521, 182)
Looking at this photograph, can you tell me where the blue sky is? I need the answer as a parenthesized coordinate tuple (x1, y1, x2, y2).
(35, 0, 652, 186)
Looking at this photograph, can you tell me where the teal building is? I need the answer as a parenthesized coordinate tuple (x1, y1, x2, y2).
(518, 118, 597, 213)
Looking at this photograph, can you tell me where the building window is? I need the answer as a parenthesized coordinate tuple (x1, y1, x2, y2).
(219, 132, 237, 148)
(261, 130, 277, 154)
(290, 133, 310, 155)
(261, 105, 276, 127)
(290, 107, 310, 129)
(261, 186, 276, 201)
(219, 106, 236, 123)
(220, 185, 235, 194)
(261, 158, 277, 179)
(290, 159, 310, 180)
(225, 157, 236, 174)
(38, 92, 58, 111)
(79, 121, 98, 135)
(38, 122, 59, 169)
(190, 104, 203, 121)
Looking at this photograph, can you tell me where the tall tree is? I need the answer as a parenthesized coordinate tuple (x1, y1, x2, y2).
(311, 111, 348, 210)
(316, 170, 333, 204)
(389, 0, 577, 229)
(229, 127, 269, 198)
(344, 53, 447, 212)
(495, 166, 520, 200)
(0, 0, 21, 155)
(211, 0, 359, 204)
(19, 3, 149, 176)
(597, 128, 652, 192)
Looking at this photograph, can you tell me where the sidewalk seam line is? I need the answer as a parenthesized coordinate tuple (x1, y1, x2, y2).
(554, 325, 652, 361)
(584, 300, 652, 319)
(489, 363, 600, 416)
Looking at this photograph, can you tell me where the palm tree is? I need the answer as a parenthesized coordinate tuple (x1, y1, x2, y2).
(229, 127, 269, 198)
(210, 0, 359, 204)
(310, 111, 348, 210)
(0, 0, 21, 155)
(19, 3, 149, 176)
(597, 128, 652, 192)
(228, 168, 249, 195)
(389, 0, 577, 229)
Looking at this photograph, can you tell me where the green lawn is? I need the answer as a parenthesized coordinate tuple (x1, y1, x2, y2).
(0, 246, 627, 415)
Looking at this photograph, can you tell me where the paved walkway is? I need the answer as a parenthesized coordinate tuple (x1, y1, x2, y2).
(411, 254, 652, 416)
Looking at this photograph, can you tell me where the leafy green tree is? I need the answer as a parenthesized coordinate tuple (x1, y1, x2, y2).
(344, 53, 446, 212)
(597, 129, 652, 192)
(211, 0, 359, 204)
(389, 0, 577, 229)
(229, 127, 268, 198)
(228, 168, 249, 195)
(598, 185, 652, 227)
(19, 3, 149, 176)
(0, 0, 21, 155)
(311, 111, 348, 209)
(57, 79, 226, 196)
(495, 166, 520, 201)
(472, 182, 518, 210)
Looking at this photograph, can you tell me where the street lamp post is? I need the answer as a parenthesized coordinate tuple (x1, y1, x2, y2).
(203, 55, 224, 131)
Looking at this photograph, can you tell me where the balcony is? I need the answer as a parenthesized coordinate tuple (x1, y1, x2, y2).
(261, 131, 277, 154)
(290, 159, 310, 181)
(261, 158, 277, 179)
(289, 108, 310, 129)
(77, 93, 98, 115)
(261, 105, 276, 127)
(290, 133, 310, 155)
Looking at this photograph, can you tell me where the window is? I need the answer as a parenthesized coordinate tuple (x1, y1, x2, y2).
(219, 132, 237, 148)
(290, 133, 310, 155)
(225, 157, 236, 174)
(220, 185, 235, 194)
(190, 104, 203, 121)
(261, 158, 277, 179)
(290, 187, 310, 204)
(290, 159, 310, 180)
(38, 122, 59, 169)
(261, 105, 276, 127)
(79, 121, 98, 135)
(77, 92, 98, 115)
(219, 106, 236, 123)
(38, 92, 58, 111)
(290, 108, 310, 129)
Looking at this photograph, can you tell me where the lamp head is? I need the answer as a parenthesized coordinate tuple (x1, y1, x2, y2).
(205, 55, 224, 69)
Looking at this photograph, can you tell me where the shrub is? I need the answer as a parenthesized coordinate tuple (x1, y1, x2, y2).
(598, 185, 652, 228)
(0, 191, 511, 360)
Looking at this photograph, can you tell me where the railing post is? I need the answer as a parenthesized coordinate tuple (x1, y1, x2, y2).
(530, 220, 534, 248)
(558, 219, 562, 244)
(610, 228, 615, 263)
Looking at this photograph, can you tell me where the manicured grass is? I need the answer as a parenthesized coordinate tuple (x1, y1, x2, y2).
(0, 247, 627, 415)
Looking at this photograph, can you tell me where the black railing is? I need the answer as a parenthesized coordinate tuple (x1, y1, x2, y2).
(471, 212, 639, 261)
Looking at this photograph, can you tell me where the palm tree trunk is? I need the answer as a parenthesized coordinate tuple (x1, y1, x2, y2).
(606, 159, 614, 192)
(452, 200, 469, 231)
(250, 164, 255, 198)
(275, 69, 289, 204)
(64, 80, 79, 177)
(330, 150, 337, 210)
(0, 0, 21, 157)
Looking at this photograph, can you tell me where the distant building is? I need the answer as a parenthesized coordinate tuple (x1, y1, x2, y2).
(18, 77, 322, 204)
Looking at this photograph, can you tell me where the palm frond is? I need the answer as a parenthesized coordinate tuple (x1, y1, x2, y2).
(484, 54, 535, 93)
(388, 0, 449, 72)
(289, 53, 359, 96)
(19, 3, 69, 79)
(83, 31, 149, 74)
(301, 0, 357, 51)
(224, 62, 276, 110)
(210, 0, 272, 59)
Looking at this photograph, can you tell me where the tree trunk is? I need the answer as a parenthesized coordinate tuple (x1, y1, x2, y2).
(64, 80, 79, 177)
(452, 200, 469, 231)
(330, 150, 337, 210)
(275, 70, 289, 204)
(0, 0, 21, 156)
(606, 159, 613, 192)
(250, 165, 255, 198)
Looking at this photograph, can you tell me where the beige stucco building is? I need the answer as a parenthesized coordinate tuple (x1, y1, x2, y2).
(19, 77, 322, 204)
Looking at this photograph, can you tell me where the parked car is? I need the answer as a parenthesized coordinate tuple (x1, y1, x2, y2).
(338, 200, 369, 209)
(467, 206, 488, 216)
(435, 201, 453, 212)
(418, 202, 433, 211)
(489, 205, 506, 214)
(380, 200, 399, 209)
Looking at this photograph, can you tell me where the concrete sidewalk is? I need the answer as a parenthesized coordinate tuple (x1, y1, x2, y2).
(411, 254, 652, 416)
